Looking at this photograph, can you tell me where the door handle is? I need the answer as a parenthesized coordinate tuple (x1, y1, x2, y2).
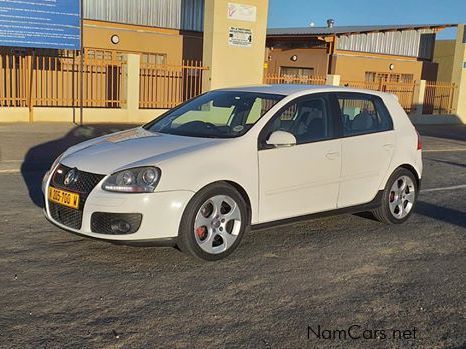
(383, 144, 395, 151)
(325, 151, 340, 160)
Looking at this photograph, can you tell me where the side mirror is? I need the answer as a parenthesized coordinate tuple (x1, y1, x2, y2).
(266, 131, 297, 147)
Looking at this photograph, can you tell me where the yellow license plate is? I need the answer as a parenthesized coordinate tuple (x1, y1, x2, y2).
(48, 187, 80, 209)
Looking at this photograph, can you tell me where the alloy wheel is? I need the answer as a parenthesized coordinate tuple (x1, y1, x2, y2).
(194, 195, 242, 254)
(388, 175, 416, 219)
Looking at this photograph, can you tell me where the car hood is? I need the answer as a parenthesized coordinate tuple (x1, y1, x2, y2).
(61, 127, 221, 174)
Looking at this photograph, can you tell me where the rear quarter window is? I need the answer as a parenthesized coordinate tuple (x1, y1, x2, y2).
(336, 93, 393, 137)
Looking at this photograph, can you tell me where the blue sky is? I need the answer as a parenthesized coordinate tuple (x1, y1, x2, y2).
(268, 0, 466, 39)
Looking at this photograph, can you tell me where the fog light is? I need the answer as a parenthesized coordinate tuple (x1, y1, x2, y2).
(111, 220, 132, 234)
(91, 212, 142, 235)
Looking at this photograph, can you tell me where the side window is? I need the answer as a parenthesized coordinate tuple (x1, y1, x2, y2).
(245, 97, 280, 125)
(337, 94, 393, 136)
(264, 96, 332, 145)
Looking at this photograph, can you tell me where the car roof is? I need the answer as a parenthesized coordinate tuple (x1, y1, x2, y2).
(217, 84, 390, 98)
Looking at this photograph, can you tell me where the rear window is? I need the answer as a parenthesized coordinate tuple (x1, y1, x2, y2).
(336, 93, 393, 137)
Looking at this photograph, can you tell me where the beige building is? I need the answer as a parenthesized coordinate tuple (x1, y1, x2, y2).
(82, 20, 203, 65)
(433, 25, 466, 123)
(266, 24, 454, 83)
(81, 0, 204, 63)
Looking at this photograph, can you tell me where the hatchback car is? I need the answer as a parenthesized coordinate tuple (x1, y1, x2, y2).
(43, 85, 422, 260)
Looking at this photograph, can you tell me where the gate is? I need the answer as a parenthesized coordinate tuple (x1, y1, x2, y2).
(0, 49, 126, 109)
(139, 60, 208, 109)
(423, 81, 456, 114)
(341, 80, 416, 113)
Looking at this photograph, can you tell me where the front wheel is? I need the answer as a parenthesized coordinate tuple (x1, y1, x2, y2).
(177, 183, 248, 261)
(372, 168, 418, 224)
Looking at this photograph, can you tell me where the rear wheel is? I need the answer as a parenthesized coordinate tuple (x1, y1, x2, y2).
(177, 183, 248, 261)
(372, 168, 418, 224)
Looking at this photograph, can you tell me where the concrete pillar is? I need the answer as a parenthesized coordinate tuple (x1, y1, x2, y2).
(125, 53, 141, 121)
(326, 74, 340, 86)
(451, 24, 466, 123)
(413, 80, 427, 116)
(202, 0, 269, 91)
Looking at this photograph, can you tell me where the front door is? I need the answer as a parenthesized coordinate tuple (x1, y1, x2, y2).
(258, 94, 341, 223)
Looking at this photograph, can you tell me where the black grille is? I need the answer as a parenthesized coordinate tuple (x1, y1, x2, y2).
(49, 201, 83, 230)
(48, 165, 105, 230)
(52, 164, 105, 196)
(91, 212, 142, 235)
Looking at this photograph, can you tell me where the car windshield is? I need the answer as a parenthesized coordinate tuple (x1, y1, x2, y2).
(144, 91, 284, 138)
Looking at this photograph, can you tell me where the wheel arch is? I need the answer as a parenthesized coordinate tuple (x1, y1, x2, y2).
(224, 180, 252, 223)
(398, 164, 421, 189)
(379, 163, 422, 192)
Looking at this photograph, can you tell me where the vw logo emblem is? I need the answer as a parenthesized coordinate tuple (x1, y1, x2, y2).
(64, 168, 79, 186)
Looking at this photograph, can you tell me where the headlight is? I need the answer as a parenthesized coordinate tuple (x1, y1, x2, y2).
(43, 153, 64, 194)
(102, 167, 161, 193)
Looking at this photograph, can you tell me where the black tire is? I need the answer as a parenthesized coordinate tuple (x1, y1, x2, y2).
(177, 182, 248, 261)
(372, 167, 418, 224)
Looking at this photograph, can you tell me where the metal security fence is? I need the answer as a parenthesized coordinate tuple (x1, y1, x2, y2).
(383, 82, 416, 113)
(0, 52, 29, 107)
(423, 81, 456, 114)
(33, 52, 126, 108)
(264, 73, 326, 85)
(341, 80, 416, 113)
(139, 60, 207, 109)
(0, 49, 126, 108)
(340, 79, 381, 91)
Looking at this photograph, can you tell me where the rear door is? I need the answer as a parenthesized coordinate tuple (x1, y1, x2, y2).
(334, 92, 396, 208)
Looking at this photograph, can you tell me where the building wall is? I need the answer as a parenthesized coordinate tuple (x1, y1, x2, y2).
(451, 25, 466, 122)
(83, 20, 203, 64)
(84, 0, 204, 32)
(431, 25, 466, 123)
(332, 51, 424, 81)
(337, 29, 435, 59)
(433, 40, 456, 82)
(267, 48, 328, 76)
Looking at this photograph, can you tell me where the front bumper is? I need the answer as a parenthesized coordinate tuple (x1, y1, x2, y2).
(43, 171, 195, 242)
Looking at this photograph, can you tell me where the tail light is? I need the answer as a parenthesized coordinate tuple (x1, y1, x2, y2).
(416, 129, 422, 150)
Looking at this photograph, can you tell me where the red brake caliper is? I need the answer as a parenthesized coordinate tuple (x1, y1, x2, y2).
(196, 226, 207, 239)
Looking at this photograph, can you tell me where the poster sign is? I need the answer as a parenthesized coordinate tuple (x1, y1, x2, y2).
(229, 27, 252, 48)
(227, 3, 256, 22)
(0, 0, 81, 50)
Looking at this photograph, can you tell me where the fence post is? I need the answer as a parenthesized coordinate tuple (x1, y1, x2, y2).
(413, 80, 426, 116)
(27, 52, 35, 122)
(326, 74, 340, 86)
(125, 53, 140, 121)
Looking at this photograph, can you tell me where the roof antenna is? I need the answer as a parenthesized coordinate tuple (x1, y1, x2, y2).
(327, 19, 335, 28)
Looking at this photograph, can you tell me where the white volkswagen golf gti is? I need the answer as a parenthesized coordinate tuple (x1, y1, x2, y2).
(43, 85, 422, 260)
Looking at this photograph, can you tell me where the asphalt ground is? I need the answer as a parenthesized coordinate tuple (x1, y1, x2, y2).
(0, 123, 464, 349)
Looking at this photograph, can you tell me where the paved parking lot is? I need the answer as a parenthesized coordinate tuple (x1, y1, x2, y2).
(0, 123, 465, 349)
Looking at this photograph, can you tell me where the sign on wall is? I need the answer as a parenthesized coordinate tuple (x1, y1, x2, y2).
(227, 3, 257, 22)
(229, 27, 253, 48)
(0, 0, 81, 50)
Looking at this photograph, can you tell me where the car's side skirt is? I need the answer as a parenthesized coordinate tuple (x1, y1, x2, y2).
(250, 190, 383, 231)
